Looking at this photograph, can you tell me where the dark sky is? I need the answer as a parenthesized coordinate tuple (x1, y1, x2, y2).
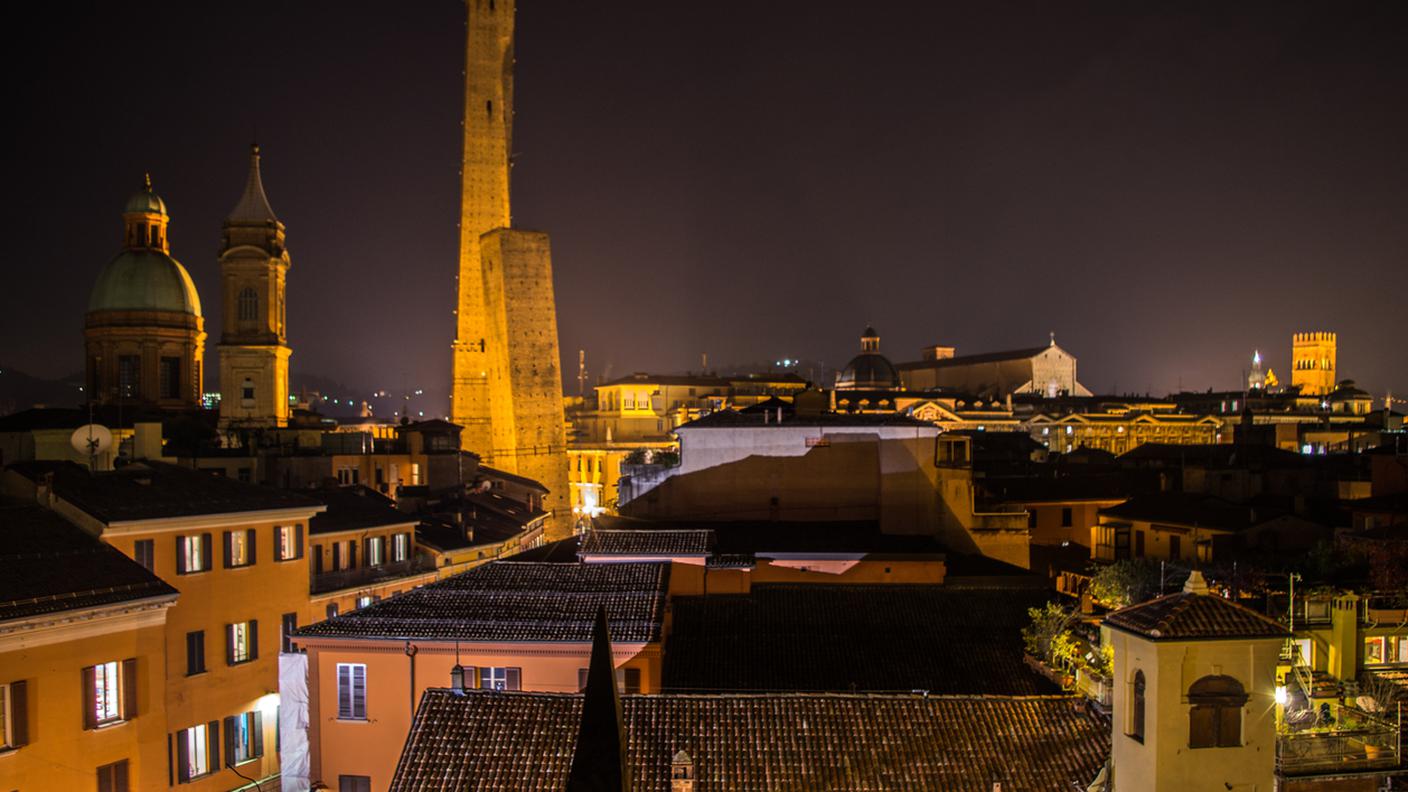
(8, 1, 1407, 412)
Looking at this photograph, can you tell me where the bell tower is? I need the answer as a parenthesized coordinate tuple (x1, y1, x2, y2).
(1290, 331, 1336, 397)
(218, 144, 292, 429)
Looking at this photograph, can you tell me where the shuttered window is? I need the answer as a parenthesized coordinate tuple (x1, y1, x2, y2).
(227, 621, 258, 665)
(185, 632, 206, 676)
(223, 711, 264, 765)
(96, 759, 129, 792)
(1188, 675, 1247, 748)
(82, 659, 136, 728)
(1, 680, 29, 748)
(275, 525, 304, 561)
(175, 722, 217, 782)
(337, 663, 366, 720)
(175, 534, 213, 574)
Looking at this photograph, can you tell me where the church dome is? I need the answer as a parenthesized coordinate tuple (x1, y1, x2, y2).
(836, 352, 899, 390)
(835, 326, 899, 390)
(124, 176, 167, 216)
(88, 250, 202, 316)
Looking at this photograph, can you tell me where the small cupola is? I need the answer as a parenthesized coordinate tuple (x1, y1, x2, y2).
(122, 173, 170, 253)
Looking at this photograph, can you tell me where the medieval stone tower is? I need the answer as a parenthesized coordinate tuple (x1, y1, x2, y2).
(1291, 331, 1336, 397)
(450, 0, 570, 536)
(219, 145, 292, 429)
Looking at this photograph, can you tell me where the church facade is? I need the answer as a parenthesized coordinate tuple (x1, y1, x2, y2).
(448, 0, 569, 537)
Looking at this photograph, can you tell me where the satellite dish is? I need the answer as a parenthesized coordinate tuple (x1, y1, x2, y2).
(71, 424, 114, 457)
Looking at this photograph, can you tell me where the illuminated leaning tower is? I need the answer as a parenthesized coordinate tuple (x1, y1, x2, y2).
(449, 0, 570, 537)
(1290, 331, 1336, 397)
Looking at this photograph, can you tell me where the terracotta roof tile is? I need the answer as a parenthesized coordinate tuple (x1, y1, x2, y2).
(391, 690, 1109, 791)
(1104, 591, 1288, 640)
(294, 561, 668, 643)
(578, 529, 713, 556)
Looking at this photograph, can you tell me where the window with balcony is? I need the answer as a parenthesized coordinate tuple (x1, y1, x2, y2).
(1188, 675, 1246, 748)
(227, 621, 258, 665)
(337, 664, 366, 720)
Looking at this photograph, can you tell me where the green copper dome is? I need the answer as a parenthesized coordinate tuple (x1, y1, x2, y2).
(124, 174, 167, 216)
(88, 250, 202, 316)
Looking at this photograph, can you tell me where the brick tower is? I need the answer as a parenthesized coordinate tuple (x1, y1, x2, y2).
(1290, 331, 1336, 397)
(450, 0, 569, 536)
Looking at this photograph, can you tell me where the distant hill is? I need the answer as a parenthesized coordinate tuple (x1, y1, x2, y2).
(0, 366, 85, 414)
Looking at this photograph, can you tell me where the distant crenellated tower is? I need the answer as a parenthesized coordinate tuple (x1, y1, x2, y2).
(449, 0, 569, 537)
(1290, 331, 1336, 397)
(218, 144, 292, 429)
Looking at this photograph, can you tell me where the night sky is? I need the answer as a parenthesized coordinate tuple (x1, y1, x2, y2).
(8, 1, 1407, 413)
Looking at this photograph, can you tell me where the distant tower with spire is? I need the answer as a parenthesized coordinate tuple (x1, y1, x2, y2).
(1247, 350, 1265, 391)
(218, 144, 292, 429)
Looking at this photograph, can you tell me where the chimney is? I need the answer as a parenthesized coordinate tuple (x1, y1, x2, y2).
(671, 751, 695, 792)
(1183, 569, 1209, 595)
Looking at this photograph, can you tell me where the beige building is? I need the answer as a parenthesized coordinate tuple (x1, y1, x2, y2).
(898, 337, 1092, 399)
(1025, 402, 1224, 454)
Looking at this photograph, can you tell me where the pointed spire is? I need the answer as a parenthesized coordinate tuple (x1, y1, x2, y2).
(227, 143, 280, 225)
(566, 606, 630, 792)
(143, 172, 152, 191)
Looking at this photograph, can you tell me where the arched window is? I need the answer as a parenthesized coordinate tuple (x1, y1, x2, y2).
(238, 288, 259, 322)
(1188, 675, 1247, 748)
(1129, 670, 1146, 743)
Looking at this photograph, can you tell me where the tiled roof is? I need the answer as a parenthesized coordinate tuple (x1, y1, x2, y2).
(477, 466, 550, 494)
(9, 460, 321, 522)
(1099, 492, 1277, 532)
(0, 499, 177, 623)
(391, 689, 1109, 792)
(294, 561, 667, 643)
(598, 373, 730, 388)
(589, 518, 947, 558)
(676, 409, 934, 430)
(578, 529, 713, 556)
(309, 486, 416, 536)
(1104, 591, 1288, 641)
(896, 346, 1052, 371)
(663, 586, 1059, 694)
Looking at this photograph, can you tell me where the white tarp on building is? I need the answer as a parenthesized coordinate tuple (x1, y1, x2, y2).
(279, 652, 311, 792)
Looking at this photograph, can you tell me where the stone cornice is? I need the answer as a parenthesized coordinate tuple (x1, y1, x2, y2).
(0, 594, 177, 652)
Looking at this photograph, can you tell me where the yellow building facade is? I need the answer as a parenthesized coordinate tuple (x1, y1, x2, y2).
(1027, 403, 1224, 455)
(1291, 331, 1336, 397)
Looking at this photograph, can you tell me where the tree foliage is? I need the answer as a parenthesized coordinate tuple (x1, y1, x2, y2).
(1088, 559, 1175, 608)
(1022, 602, 1078, 665)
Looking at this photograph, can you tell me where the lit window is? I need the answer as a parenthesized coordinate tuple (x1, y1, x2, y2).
(478, 667, 521, 691)
(392, 533, 410, 563)
(356, 595, 373, 609)
(0, 682, 16, 748)
(225, 529, 252, 567)
(366, 536, 385, 566)
(180, 723, 210, 781)
(225, 711, 263, 765)
(1364, 636, 1386, 665)
(177, 534, 210, 574)
(92, 661, 121, 726)
(228, 621, 257, 665)
(276, 525, 302, 561)
(337, 663, 367, 719)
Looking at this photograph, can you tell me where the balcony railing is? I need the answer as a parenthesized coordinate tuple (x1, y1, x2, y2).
(1277, 704, 1402, 776)
(310, 555, 438, 595)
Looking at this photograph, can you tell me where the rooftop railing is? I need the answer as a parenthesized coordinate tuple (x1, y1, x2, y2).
(1277, 703, 1402, 776)
(310, 555, 437, 595)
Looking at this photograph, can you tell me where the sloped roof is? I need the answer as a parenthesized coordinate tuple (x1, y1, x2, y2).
(578, 529, 713, 556)
(897, 346, 1052, 371)
(677, 409, 932, 430)
(663, 585, 1058, 695)
(391, 689, 1109, 792)
(1104, 591, 1287, 641)
(0, 499, 177, 623)
(309, 486, 416, 535)
(1099, 492, 1283, 533)
(598, 373, 729, 388)
(226, 144, 279, 225)
(295, 561, 668, 643)
(8, 461, 321, 522)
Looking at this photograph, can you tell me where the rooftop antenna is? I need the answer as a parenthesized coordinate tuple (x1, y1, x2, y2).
(701, 352, 708, 373)
(577, 349, 587, 398)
